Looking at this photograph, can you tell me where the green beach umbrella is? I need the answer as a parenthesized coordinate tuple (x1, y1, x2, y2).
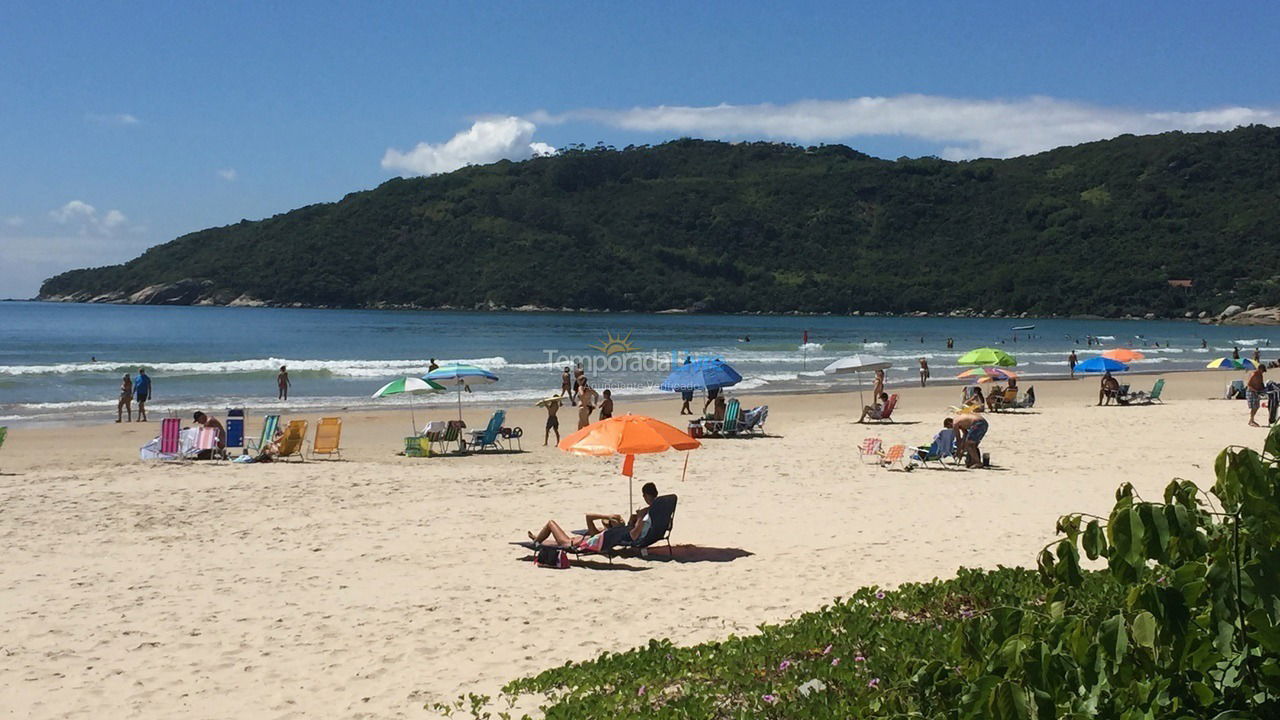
(372, 377, 445, 433)
(957, 347, 1017, 367)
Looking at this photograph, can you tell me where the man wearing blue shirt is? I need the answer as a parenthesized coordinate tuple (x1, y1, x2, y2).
(134, 368, 152, 422)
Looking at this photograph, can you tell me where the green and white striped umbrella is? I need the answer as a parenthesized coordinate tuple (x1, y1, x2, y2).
(372, 377, 445, 433)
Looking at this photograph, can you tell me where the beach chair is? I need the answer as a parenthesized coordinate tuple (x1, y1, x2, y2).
(990, 387, 1020, 411)
(739, 405, 767, 435)
(613, 494, 678, 559)
(866, 394, 899, 423)
(311, 417, 342, 459)
(429, 421, 464, 454)
(719, 399, 743, 436)
(1227, 379, 1245, 400)
(465, 411, 506, 452)
(159, 417, 182, 459)
(879, 444, 908, 469)
(275, 420, 307, 462)
(246, 414, 281, 455)
(499, 425, 524, 451)
(225, 409, 245, 453)
(194, 426, 222, 460)
(912, 429, 960, 470)
(1127, 378, 1165, 405)
(858, 437, 883, 463)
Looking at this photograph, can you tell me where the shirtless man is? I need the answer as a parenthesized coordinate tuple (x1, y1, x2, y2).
(543, 397, 561, 445)
(1246, 364, 1267, 427)
(277, 365, 291, 400)
(1098, 371, 1120, 406)
(952, 412, 989, 468)
(192, 411, 226, 459)
(560, 367, 573, 404)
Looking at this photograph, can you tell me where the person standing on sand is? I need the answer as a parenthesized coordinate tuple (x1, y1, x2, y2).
(133, 368, 152, 422)
(543, 398, 561, 446)
(918, 358, 930, 387)
(1246, 364, 1267, 427)
(559, 367, 572, 403)
(599, 389, 614, 420)
(872, 368, 885, 400)
(116, 374, 133, 423)
(578, 380, 597, 429)
(277, 365, 291, 401)
(1068, 350, 1078, 378)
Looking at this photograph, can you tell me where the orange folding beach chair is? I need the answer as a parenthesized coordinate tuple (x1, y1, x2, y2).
(311, 417, 342, 460)
(879, 444, 907, 469)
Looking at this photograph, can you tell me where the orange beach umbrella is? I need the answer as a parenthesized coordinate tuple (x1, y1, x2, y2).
(558, 414, 700, 510)
(1102, 348, 1145, 363)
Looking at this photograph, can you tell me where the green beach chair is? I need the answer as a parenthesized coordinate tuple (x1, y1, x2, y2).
(1129, 378, 1165, 405)
(429, 422, 463, 455)
(245, 414, 280, 455)
(720, 398, 742, 436)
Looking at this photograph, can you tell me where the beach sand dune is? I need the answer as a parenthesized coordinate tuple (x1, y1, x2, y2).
(0, 371, 1263, 718)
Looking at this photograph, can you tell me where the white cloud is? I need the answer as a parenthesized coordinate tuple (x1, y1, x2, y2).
(537, 95, 1280, 159)
(217, 168, 238, 181)
(382, 116, 558, 175)
(86, 112, 140, 126)
(49, 200, 130, 236)
(3, 216, 23, 228)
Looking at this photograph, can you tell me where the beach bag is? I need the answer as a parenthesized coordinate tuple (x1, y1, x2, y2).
(535, 547, 569, 569)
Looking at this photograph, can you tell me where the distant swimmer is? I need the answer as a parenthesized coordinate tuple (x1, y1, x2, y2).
(739, 335, 751, 343)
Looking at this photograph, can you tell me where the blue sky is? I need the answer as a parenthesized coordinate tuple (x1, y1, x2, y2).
(2, 1, 1278, 297)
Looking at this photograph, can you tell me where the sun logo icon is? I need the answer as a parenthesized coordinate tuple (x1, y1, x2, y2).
(589, 330, 639, 355)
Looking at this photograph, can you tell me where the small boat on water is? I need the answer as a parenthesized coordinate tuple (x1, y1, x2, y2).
(1011, 324, 1036, 331)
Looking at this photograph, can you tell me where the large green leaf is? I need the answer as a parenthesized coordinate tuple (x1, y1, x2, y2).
(1131, 611, 1157, 650)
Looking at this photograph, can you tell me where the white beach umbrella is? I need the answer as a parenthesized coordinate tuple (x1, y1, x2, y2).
(823, 354, 893, 407)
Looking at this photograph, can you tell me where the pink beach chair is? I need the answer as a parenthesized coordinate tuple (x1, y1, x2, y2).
(159, 417, 181, 456)
(195, 426, 221, 460)
(859, 437, 883, 463)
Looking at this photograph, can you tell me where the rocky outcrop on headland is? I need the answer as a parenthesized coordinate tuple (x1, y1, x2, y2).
(1212, 306, 1280, 326)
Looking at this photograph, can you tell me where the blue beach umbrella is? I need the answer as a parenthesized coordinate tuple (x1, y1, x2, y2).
(424, 363, 500, 422)
(1074, 356, 1130, 374)
(659, 358, 743, 392)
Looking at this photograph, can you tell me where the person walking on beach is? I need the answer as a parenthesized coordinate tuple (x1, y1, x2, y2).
(133, 368, 152, 422)
(1068, 350, 1078, 378)
(543, 397, 561, 446)
(277, 365, 291, 401)
(116, 374, 133, 423)
(918, 358, 930, 387)
(599, 389, 614, 420)
(703, 386, 721, 415)
(1247, 364, 1267, 427)
(559, 366, 572, 403)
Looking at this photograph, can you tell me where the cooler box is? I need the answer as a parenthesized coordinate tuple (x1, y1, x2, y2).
(225, 408, 245, 449)
(687, 422, 704, 439)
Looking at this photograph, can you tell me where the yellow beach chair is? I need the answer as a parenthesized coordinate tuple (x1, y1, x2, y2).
(311, 417, 342, 460)
(276, 420, 308, 462)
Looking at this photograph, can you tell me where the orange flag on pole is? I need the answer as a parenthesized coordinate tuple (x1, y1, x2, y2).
(621, 454, 635, 477)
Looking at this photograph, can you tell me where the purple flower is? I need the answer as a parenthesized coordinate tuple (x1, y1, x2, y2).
(868, 678, 880, 689)
(762, 694, 778, 705)
(778, 660, 792, 671)
(822, 644, 833, 655)
(637, 686, 646, 696)
(854, 655, 866, 663)
(831, 657, 840, 667)
(874, 591, 886, 599)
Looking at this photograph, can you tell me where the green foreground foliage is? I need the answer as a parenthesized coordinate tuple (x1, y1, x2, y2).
(447, 433, 1280, 719)
(42, 126, 1280, 316)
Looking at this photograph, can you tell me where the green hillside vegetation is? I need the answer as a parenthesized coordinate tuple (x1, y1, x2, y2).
(40, 125, 1280, 317)
(448, 436, 1280, 719)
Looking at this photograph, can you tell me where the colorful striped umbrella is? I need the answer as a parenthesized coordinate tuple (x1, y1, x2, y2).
(956, 367, 1018, 384)
(1206, 357, 1257, 370)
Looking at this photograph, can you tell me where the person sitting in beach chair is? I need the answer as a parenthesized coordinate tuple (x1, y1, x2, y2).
(912, 418, 960, 468)
(859, 393, 898, 423)
(1098, 372, 1121, 406)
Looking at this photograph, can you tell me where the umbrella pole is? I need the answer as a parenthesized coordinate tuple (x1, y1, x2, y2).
(410, 395, 417, 435)
(457, 385, 463, 424)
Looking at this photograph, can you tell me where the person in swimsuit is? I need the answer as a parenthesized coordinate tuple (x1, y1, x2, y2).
(1247, 365, 1267, 427)
(192, 411, 227, 460)
(277, 365, 291, 400)
(1098, 371, 1120, 406)
(918, 358, 930, 387)
(543, 397, 561, 446)
(871, 369, 885, 401)
(116, 374, 133, 423)
(1068, 350, 1078, 378)
(599, 389, 613, 419)
(953, 413, 989, 468)
(859, 392, 889, 422)
(703, 386, 720, 415)
(560, 367, 573, 403)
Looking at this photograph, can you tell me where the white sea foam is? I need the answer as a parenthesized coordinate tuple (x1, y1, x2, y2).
(0, 356, 511, 378)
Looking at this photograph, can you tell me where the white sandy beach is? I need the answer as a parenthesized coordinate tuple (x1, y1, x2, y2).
(0, 370, 1268, 718)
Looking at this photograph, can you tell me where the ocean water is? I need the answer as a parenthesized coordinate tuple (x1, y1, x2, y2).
(1, 301, 1276, 425)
